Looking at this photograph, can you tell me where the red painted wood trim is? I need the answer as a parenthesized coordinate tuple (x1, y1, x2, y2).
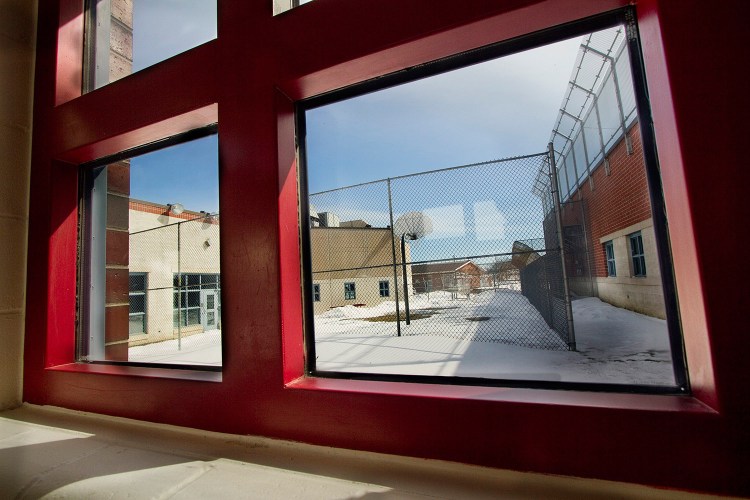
(24, 0, 750, 495)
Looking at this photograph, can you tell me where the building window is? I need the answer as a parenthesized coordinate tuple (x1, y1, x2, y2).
(298, 13, 686, 392)
(173, 273, 221, 329)
(629, 232, 646, 277)
(313, 283, 321, 302)
(344, 282, 356, 300)
(129, 273, 147, 335)
(604, 241, 616, 277)
(85, 0, 217, 91)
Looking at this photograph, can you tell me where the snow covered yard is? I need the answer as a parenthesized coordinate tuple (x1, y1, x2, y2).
(314, 290, 675, 386)
(126, 289, 675, 387)
(128, 329, 222, 366)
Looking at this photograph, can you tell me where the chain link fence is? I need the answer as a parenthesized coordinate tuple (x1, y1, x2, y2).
(127, 213, 222, 365)
(308, 153, 574, 351)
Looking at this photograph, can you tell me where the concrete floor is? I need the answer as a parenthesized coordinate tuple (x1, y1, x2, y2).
(0, 405, 725, 499)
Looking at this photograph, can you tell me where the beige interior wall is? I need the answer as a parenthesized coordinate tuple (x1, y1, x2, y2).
(0, 0, 36, 409)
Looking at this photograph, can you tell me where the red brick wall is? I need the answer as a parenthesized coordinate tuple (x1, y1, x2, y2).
(561, 124, 652, 278)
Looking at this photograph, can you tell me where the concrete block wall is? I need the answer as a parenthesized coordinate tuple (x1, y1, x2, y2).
(0, 0, 36, 409)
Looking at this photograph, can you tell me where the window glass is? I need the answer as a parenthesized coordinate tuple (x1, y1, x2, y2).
(80, 131, 221, 366)
(301, 24, 682, 389)
(86, 0, 217, 90)
(605, 241, 616, 277)
(344, 282, 356, 300)
(630, 232, 646, 277)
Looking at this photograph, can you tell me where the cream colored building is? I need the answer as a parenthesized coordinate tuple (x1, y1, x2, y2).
(128, 200, 221, 345)
(311, 226, 412, 314)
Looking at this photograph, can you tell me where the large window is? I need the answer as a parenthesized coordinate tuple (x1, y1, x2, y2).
(79, 131, 221, 366)
(299, 19, 686, 391)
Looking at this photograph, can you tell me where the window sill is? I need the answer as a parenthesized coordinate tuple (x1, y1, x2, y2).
(47, 363, 222, 382)
(286, 376, 716, 414)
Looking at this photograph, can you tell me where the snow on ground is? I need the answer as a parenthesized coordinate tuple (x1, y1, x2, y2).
(128, 330, 222, 366)
(127, 289, 675, 387)
(318, 290, 567, 350)
(314, 290, 674, 386)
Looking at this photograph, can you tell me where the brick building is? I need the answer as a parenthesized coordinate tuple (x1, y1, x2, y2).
(559, 124, 666, 318)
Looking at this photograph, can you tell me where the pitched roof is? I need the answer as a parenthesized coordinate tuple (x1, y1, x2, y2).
(411, 260, 475, 275)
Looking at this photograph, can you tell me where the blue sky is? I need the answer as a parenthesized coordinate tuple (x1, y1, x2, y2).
(130, 134, 219, 213)
(132, 0, 217, 73)
(129, 1, 218, 212)
(305, 37, 581, 194)
(304, 37, 582, 262)
(125, 1, 586, 245)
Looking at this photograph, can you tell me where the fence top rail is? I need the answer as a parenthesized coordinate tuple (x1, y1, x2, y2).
(309, 151, 548, 196)
(129, 213, 219, 236)
(312, 249, 554, 275)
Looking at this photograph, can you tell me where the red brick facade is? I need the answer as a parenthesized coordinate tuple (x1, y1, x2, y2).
(560, 124, 652, 278)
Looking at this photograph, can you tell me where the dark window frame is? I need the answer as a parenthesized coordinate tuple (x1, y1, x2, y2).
(313, 283, 321, 302)
(604, 241, 616, 277)
(379, 280, 390, 298)
(629, 232, 647, 277)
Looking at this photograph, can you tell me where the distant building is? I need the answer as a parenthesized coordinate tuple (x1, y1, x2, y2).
(310, 223, 412, 314)
(411, 260, 482, 295)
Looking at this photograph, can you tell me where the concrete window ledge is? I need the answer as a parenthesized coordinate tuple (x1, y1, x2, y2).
(0, 404, 725, 499)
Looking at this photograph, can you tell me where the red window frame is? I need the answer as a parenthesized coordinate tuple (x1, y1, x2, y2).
(24, 0, 748, 495)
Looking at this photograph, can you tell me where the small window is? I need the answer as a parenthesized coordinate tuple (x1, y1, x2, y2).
(604, 241, 616, 277)
(630, 232, 646, 277)
(379, 280, 390, 298)
(313, 283, 321, 302)
(344, 282, 356, 300)
(128, 272, 147, 335)
(79, 129, 221, 366)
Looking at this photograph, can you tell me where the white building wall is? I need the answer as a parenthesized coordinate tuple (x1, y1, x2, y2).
(596, 219, 665, 319)
(129, 210, 220, 341)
